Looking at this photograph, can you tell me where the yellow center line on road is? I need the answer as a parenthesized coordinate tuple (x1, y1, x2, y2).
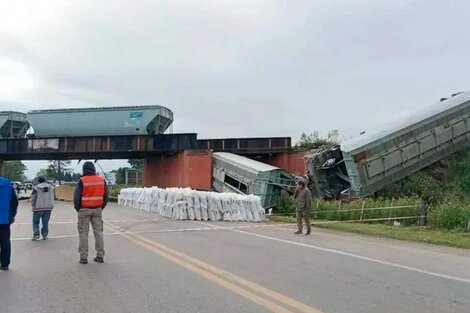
(105, 221, 324, 313)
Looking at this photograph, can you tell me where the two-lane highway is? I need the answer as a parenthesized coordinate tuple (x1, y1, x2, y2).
(1, 201, 469, 313)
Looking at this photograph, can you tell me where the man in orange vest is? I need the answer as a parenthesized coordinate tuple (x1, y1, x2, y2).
(73, 161, 108, 264)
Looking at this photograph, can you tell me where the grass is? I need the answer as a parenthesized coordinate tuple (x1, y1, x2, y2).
(267, 215, 297, 223)
(267, 215, 470, 249)
(317, 223, 470, 249)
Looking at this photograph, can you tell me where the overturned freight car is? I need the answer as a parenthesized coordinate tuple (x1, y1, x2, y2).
(307, 91, 470, 199)
(213, 152, 296, 208)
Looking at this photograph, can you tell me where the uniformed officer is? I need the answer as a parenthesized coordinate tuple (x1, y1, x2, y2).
(294, 181, 312, 235)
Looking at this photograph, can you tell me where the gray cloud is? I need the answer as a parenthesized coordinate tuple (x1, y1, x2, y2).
(1, 0, 470, 176)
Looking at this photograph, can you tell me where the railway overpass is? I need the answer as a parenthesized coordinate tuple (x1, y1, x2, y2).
(0, 134, 295, 189)
(0, 135, 292, 160)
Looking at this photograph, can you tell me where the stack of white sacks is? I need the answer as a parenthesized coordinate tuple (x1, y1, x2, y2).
(118, 187, 266, 222)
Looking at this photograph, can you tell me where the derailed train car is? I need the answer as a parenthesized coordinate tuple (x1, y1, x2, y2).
(213, 152, 296, 208)
(307, 91, 470, 199)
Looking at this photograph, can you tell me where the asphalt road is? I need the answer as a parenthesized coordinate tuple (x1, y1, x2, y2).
(1, 201, 469, 313)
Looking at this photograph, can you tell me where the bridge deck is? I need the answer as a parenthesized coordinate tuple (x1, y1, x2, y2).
(0, 135, 292, 160)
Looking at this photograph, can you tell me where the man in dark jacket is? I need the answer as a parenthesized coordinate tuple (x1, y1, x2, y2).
(294, 181, 312, 235)
(0, 178, 19, 271)
(73, 162, 108, 264)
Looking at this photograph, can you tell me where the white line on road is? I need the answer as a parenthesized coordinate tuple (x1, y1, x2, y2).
(11, 223, 294, 242)
(12, 218, 163, 226)
(195, 222, 470, 285)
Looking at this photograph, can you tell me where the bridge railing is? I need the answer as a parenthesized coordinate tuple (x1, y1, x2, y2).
(0, 133, 198, 160)
(198, 137, 292, 154)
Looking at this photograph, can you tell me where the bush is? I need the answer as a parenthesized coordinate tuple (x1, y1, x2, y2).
(277, 191, 470, 231)
(311, 197, 470, 231)
(428, 201, 470, 231)
(109, 184, 125, 198)
(378, 172, 445, 204)
(276, 193, 295, 214)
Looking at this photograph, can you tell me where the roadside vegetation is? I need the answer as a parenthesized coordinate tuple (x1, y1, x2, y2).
(271, 197, 470, 249)
(315, 223, 470, 249)
(268, 214, 470, 249)
(109, 184, 127, 201)
(271, 135, 470, 248)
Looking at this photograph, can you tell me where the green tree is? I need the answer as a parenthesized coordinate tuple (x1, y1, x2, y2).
(4, 161, 27, 182)
(36, 168, 49, 179)
(128, 159, 143, 170)
(46, 160, 72, 183)
(114, 167, 130, 184)
(294, 131, 338, 151)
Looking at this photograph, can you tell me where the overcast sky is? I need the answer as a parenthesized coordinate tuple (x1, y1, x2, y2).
(1, 0, 470, 178)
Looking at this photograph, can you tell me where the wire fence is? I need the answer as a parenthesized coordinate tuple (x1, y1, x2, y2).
(125, 169, 142, 186)
(271, 201, 425, 226)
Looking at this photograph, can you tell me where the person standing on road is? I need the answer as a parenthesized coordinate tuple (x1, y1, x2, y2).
(73, 162, 108, 265)
(0, 177, 19, 271)
(294, 181, 312, 235)
(31, 177, 55, 241)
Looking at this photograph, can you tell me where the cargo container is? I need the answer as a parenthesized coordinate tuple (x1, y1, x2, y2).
(306, 91, 470, 198)
(0, 111, 29, 138)
(143, 150, 213, 190)
(27, 105, 173, 137)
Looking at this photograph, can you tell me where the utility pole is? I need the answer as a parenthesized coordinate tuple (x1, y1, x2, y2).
(57, 160, 62, 185)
